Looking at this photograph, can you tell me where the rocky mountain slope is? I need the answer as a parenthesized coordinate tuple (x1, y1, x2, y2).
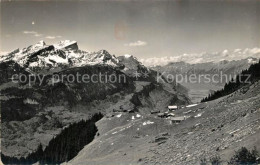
(0, 41, 190, 158)
(64, 80, 260, 165)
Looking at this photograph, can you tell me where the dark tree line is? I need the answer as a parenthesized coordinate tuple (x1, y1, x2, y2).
(1, 112, 103, 165)
(228, 147, 259, 165)
(200, 147, 259, 165)
(201, 60, 260, 102)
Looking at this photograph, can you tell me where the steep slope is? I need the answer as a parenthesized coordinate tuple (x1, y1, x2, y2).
(65, 80, 260, 165)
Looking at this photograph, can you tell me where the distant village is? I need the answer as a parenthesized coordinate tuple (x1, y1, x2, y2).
(111, 101, 200, 124)
(151, 104, 198, 124)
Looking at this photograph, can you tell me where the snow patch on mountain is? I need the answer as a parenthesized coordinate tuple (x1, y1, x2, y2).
(247, 57, 258, 64)
(124, 54, 133, 58)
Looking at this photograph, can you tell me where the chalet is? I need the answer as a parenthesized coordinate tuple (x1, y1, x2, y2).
(168, 105, 178, 111)
(167, 113, 175, 117)
(151, 110, 160, 114)
(157, 113, 166, 118)
(169, 116, 186, 123)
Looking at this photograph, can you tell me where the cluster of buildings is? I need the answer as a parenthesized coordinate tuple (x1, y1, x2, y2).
(151, 104, 197, 123)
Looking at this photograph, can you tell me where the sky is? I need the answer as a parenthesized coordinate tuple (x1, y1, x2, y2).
(1, 0, 260, 61)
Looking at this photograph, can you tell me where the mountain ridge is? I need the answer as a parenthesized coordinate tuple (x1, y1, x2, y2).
(0, 40, 122, 73)
(140, 47, 260, 67)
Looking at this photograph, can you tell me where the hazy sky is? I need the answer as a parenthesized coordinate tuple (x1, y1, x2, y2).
(1, 0, 260, 59)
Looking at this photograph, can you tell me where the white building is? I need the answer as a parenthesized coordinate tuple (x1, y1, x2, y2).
(169, 116, 186, 123)
(186, 104, 198, 108)
(168, 105, 178, 111)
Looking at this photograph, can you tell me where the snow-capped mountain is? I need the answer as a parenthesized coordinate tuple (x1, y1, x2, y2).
(0, 40, 122, 73)
(141, 48, 260, 67)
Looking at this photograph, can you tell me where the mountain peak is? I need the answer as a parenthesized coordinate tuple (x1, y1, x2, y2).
(54, 40, 78, 50)
(34, 40, 46, 47)
(97, 50, 110, 55)
(24, 40, 46, 52)
(124, 54, 133, 58)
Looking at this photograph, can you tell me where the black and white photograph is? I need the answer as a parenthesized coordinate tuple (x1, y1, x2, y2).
(0, 0, 260, 164)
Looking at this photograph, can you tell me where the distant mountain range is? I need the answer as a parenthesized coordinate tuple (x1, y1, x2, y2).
(151, 57, 259, 103)
(141, 48, 260, 66)
(151, 57, 258, 77)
